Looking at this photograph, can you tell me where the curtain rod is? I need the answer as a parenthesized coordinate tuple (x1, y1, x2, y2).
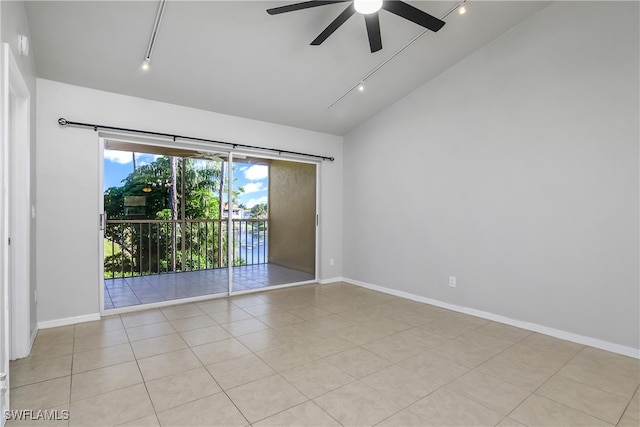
(57, 118, 335, 162)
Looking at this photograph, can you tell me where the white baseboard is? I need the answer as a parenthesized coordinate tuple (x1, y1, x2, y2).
(343, 277, 640, 359)
(38, 313, 101, 330)
(318, 277, 344, 285)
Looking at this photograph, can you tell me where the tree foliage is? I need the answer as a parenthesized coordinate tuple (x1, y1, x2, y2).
(250, 203, 268, 219)
(104, 155, 245, 278)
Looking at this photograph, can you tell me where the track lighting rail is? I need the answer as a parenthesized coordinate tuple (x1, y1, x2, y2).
(57, 118, 335, 162)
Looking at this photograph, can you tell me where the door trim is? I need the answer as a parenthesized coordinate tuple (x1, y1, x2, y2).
(97, 134, 321, 313)
(3, 43, 31, 360)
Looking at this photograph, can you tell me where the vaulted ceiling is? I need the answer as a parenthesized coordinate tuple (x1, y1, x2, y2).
(25, 1, 550, 135)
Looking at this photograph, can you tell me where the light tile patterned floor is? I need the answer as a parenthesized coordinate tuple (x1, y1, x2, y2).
(9, 282, 640, 426)
(104, 264, 315, 310)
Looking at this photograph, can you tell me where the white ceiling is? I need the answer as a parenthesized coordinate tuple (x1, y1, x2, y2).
(25, 1, 550, 135)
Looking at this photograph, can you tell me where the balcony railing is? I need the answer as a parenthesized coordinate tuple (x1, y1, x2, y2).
(104, 218, 268, 279)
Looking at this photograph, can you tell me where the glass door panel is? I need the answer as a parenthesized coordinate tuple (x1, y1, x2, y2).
(228, 156, 316, 295)
(102, 143, 230, 310)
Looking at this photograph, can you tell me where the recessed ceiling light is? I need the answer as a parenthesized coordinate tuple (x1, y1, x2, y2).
(458, 6, 466, 15)
(358, 83, 365, 92)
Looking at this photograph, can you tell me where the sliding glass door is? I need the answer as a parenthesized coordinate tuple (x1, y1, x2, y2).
(101, 141, 318, 311)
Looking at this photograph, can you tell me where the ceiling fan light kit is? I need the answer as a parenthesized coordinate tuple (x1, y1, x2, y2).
(354, 0, 382, 14)
(267, 0, 446, 53)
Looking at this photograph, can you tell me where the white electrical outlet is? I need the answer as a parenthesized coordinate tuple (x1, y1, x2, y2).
(449, 276, 456, 288)
(330, 258, 335, 266)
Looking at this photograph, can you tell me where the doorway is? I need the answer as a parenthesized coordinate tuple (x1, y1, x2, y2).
(1, 42, 33, 424)
(101, 139, 318, 311)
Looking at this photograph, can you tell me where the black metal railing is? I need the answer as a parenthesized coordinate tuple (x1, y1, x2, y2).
(104, 218, 268, 279)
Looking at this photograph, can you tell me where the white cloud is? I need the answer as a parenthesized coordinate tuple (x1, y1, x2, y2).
(104, 149, 134, 164)
(246, 196, 268, 208)
(244, 165, 268, 181)
(243, 182, 265, 194)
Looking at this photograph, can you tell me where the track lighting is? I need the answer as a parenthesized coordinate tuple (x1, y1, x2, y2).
(142, 0, 167, 71)
(328, 0, 468, 108)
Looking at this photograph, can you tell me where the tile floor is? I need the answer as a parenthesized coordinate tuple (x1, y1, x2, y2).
(9, 282, 639, 426)
(104, 264, 315, 310)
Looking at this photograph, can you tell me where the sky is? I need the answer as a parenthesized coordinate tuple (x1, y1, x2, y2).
(103, 149, 268, 208)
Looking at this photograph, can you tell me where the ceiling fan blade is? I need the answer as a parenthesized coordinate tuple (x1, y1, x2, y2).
(382, 1, 445, 32)
(267, 1, 350, 15)
(311, 3, 355, 45)
(364, 12, 382, 52)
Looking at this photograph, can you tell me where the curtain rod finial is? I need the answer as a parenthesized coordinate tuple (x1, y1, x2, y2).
(58, 118, 68, 126)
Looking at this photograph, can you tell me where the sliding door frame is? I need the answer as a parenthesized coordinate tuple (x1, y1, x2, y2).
(97, 133, 320, 315)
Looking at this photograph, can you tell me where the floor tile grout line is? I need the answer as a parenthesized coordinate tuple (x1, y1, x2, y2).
(553, 346, 640, 394)
(414, 324, 535, 422)
(501, 340, 609, 425)
(15, 283, 639, 426)
(128, 330, 162, 427)
(615, 384, 639, 426)
(202, 353, 257, 426)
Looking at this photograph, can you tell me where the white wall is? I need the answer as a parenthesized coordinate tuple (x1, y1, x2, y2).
(1, 1, 37, 339)
(36, 79, 343, 324)
(343, 1, 639, 353)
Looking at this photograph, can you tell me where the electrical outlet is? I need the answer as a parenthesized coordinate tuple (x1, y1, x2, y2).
(34, 289, 38, 303)
(449, 276, 456, 288)
(330, 258, 335, 266)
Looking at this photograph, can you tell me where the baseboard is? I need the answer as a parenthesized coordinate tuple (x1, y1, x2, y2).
(343, 277, 640, 359)
(318, 276, 344, 285)
(38, 313, 101, 330)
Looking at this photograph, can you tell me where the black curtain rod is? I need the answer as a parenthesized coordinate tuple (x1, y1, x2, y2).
(57, 118, 335, 162)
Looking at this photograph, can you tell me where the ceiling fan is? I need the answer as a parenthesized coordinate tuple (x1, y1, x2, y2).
(267, 0, 446, 53)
